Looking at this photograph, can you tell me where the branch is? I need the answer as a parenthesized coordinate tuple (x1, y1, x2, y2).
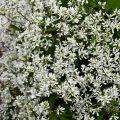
(17, 10, 31, 22)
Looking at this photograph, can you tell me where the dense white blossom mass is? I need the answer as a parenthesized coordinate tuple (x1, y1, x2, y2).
(0, 0, 120, 120)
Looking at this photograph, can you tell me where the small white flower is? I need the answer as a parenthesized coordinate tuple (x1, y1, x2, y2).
(57, 106, 65, 115)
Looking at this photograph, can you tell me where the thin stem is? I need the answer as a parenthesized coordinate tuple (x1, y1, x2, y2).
(17, 10, 31, 22)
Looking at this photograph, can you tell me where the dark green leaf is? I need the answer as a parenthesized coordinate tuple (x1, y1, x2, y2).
(96, 112, 104, 120)
(58, 108, 73, 120)
(49, 115, 58, 120)
(48, 94, 58, 109)
(9, 24, 24, 32)
(46, 27, 57, 33)
(61, 0, 70, 7)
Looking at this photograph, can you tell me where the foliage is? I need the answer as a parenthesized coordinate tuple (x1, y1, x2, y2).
(0, 0, 120, 120)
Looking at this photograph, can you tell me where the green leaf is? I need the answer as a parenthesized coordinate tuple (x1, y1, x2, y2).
(58, 108, 73, 120)
(106, 0, 120, 12)
(111, 100, 118, 106)
(48, 94, 58, 109)
(9, 24, 23, 32)
(46, 27, 57, 33)
(88, 0, 97, 8)
(61, 0, 70, 7)
(96, 112, 104, 120)
(49, 111, 59, 120)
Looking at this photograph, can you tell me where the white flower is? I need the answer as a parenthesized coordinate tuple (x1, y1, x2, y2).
(57, 106, 65, 115)
(0, 0, 120, 119)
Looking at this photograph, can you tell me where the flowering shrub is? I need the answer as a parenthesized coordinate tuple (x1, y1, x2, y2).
(0, 0, 120, 120)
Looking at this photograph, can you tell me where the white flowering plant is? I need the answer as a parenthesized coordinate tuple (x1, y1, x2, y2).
(0, 0, 120, 120)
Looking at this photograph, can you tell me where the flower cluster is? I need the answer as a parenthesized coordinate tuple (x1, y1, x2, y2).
(0, 0, 120, 119)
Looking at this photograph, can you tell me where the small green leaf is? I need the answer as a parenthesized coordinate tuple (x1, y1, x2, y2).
(96, 113, 104, 120)
(61, 0, 70, 7)
(49, 115, 58, 120)
(58, 108, 73, 120)
(46, 27, 57, 32)
(48, 94, 58, 109)
(9, 24, 23, 32)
